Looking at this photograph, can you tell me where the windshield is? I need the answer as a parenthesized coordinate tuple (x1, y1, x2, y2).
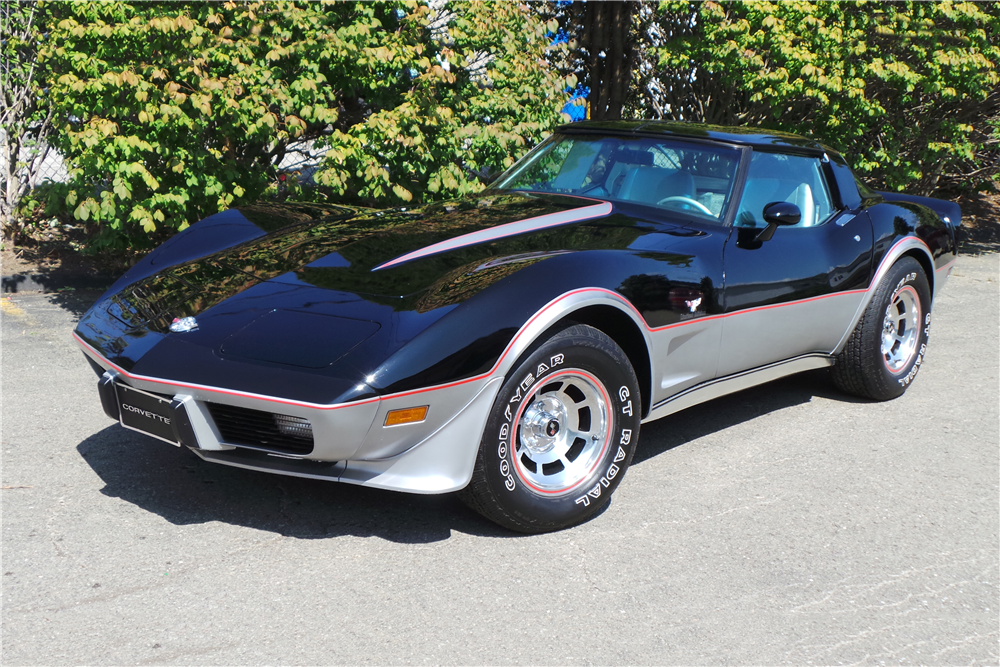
(494, 134, 742, 223)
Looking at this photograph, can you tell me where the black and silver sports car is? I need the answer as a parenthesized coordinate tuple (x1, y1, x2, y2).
(75, 121, 960, 533)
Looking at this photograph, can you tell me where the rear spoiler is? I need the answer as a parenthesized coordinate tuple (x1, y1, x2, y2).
(878, 191, 962, 228)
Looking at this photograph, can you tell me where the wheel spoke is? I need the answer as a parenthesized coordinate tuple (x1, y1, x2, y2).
(562, 425, 582, 445)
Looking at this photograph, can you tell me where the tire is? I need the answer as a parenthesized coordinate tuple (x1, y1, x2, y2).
(832, 256, 931, 400)
(460, 324, 642, 533)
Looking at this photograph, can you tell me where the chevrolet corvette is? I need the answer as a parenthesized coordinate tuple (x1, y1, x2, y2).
(74, 121, 960, 532)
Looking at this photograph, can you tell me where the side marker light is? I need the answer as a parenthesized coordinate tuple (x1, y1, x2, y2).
(384, 406, 429, 427)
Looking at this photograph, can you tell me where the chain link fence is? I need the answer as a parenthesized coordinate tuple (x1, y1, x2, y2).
(2, 133, 329, 191)
(0, 130, 69, 186)
(31, 144, 69, 184)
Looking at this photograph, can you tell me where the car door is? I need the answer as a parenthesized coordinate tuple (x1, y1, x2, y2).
(717, 150, 873, 378)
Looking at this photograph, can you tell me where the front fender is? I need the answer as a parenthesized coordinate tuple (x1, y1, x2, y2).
(368, 251, 644, 395)
(367, 247, 711, 398)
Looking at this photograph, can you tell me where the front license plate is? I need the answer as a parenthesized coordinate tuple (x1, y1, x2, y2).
(116, 383, 179, 445)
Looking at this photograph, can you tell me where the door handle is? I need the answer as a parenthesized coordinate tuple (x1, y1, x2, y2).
(835, 212, 857, 227)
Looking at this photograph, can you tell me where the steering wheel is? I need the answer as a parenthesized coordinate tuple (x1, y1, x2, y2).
(656, 196, 713, 215)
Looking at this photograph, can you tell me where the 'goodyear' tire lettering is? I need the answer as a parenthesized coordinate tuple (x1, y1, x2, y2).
(498, 411, 515, 491)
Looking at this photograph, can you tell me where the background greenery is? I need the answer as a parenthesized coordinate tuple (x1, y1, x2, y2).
(3, 0, 998, 251)
(647, 1, 999, 196)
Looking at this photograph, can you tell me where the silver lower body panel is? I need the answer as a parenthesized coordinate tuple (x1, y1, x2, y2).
(645, 354, 834, 423)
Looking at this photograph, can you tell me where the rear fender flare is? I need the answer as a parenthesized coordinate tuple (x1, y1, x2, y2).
(833, 236, 936, 355)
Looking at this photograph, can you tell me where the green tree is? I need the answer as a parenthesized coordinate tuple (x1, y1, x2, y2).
(316, 1, 569, 203)
(39, 1, 570, 250)
(649, 0, 1000, 194)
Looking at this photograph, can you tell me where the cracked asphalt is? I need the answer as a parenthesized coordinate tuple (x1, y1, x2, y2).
(2, 253, 997, 665)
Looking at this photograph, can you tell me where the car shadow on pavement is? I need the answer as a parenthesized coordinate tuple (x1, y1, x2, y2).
(41, 288, 108, 318)
(76, 369, 862, 542)
(76, 425, 514, 543)
(633, 369, 868, 465)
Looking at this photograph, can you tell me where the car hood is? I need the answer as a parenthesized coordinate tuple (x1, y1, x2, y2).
(100, 192, 622, 333)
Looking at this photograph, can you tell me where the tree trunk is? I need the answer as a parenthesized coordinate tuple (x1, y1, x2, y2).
(1, 0, 53, 243)
(580, 1, 636, 121)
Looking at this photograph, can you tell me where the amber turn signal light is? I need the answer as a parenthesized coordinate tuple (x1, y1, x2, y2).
(384, 406, 429, 426)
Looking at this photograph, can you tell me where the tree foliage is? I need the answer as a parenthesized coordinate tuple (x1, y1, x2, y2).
(39, 0, 569, 250)
(20, 0, 1000, 255)
(316, 1, 569, 203)
(647, 0, 1000, 194)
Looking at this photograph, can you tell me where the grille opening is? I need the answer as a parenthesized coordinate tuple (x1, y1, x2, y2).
(274, 414, 312, 439)
(207, 403, 314, 455)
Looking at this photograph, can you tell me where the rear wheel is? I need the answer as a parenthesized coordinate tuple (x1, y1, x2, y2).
(833, 257, 931, 400)
(460, 324, 641, 533)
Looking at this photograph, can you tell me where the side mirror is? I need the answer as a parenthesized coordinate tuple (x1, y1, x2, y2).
(763, 201, 801, 226)
(756, 201, 801, 242)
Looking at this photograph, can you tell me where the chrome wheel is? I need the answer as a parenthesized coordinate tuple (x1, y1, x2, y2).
(881, 285, 921, 373)
(514, 370, 611, 494)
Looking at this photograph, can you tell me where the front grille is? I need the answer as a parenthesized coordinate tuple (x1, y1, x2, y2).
(206, 403, 314, 455)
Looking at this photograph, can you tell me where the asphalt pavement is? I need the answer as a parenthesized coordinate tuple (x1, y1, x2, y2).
(2, 253, 997, 665)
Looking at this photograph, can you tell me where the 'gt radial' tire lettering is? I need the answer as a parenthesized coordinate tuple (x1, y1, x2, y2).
(832, 256, 931, 401)
(459, 324, 642, 533)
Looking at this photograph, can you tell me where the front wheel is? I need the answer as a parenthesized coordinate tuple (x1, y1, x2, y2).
(460, 324, 641, 533)
(832, 256, 931, 400)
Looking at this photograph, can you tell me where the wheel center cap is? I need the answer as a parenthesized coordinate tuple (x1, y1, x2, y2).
(520, 399, 567, 455)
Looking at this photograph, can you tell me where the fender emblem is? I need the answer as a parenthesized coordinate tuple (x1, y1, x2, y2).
(169, 316, 199, 333)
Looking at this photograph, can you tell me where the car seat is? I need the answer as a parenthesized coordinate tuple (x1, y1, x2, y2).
(617, 166, 695, 205)
(785, 182, 816, 226)
(734, 178, 780, 227)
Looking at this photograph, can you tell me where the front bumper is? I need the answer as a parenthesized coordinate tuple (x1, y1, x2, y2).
(79, 334, 501, 494)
